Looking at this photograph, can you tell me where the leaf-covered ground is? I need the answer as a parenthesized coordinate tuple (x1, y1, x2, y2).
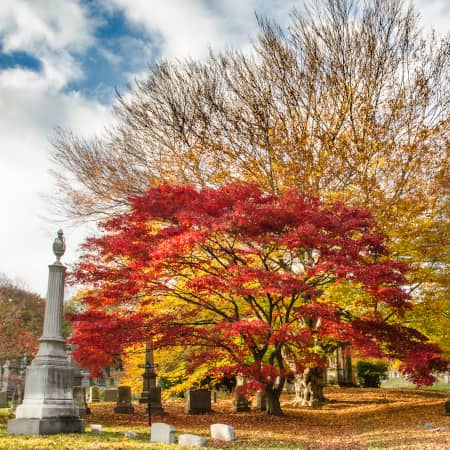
(0, 387, 449, 449)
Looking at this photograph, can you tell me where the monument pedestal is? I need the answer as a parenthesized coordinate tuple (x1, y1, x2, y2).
(140, 387, 164, 415)
(7, 232, 84, 435)
(7, 338, 85, 435)
(7, 417, 84, 435)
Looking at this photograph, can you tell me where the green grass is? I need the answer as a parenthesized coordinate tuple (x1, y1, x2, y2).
(381, 378, 450, 391)
(423, 382, 450, 392)
(0, 424, 176, 450)
(0, 410, 9, 426)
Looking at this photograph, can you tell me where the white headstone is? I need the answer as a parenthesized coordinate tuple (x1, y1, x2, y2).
(150, 422, 176, 444)
(124, 431, 139, 438)
(90, 424, 103, 433)
(210, 423, 236, 441)
(178, 433, 207, 447)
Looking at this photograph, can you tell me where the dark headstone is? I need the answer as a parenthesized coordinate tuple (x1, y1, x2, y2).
(445, 400, 450, 416)
(114, 386, 134, 414)
(185, 388, 212, 414)
(103, 388, 118, 402)
(233, 392, 250, 412)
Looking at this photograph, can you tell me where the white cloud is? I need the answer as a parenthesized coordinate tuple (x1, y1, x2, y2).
(107, 0, 301, 60)
(0, 1, 111, 296)
(0, 0, 448, 298)
(416, 0, 450, 36)
(108, 0, 227, 60)
(0, 0, 95, 87)
(0, 66, 112, 296)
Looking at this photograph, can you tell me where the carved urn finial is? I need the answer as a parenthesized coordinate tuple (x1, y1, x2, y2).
(52, 229, 66, 263)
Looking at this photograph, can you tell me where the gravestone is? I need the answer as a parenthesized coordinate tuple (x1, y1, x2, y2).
(10, 384, 23, 415)
(125, 430, 138, 438)
(73, 387, 90, 415)
(150, 422, 176, 444)
(210, 423, 236, 441)
(103, 388, 118, 402)
(185, 388, 211, 414)
(445, 400, 450, 416)
(233, 393, 250, 412)
(254, 391, 266, 411)
(0, 391, 8, 408)
(114, 386, 134, 414)
(81, 370, 90, 387)
(1, 360, 19, 400)
(69, 348, 90, 415)
(89, 386, 100, 403)
(90, 424, 103, 433)
(178, 433, 207, 447)
(233, 375, 250, 412)
(139, 342, 164, 415)
(7, 231, 84, 435)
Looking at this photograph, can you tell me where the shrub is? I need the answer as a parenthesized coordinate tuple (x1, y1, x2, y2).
(357, 361, 388, 388)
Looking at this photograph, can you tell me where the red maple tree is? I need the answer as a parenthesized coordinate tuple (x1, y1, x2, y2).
(69, 184, 447, 415)
(0, 276, 45, 362)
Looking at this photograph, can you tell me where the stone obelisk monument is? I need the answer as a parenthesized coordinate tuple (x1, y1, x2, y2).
(8, 230, 85, 434)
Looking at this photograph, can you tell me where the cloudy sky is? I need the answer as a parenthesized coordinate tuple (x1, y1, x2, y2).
(0, 0, 448, 297)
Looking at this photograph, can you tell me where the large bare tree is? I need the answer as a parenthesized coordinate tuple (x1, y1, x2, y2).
(52, 0, 449, 354)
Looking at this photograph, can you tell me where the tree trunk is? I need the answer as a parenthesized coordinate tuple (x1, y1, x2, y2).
(293, 367, 326, 407)
(265, 385, 283, 416)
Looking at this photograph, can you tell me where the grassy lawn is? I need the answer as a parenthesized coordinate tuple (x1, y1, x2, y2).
(0, 387, 448, 449)
(381, 378, 450, 392)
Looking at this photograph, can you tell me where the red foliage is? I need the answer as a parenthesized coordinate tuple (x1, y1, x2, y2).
(69, 184, 447, 388)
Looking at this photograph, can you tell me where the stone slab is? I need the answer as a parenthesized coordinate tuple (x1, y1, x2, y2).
(178, 433, 207, 447)
(150, 422, 176, 444)
(90, 424, 103, 433)
(7, 417, 85, 435)
(125, 431, 139, 438)
(233, 397, 250, 412)
(210, 423, 235, 441)
(89, 386, 100, 402)
(185, 388, 211, 414)
(103, 388, 118, 402)
(114, 405, 134, 414)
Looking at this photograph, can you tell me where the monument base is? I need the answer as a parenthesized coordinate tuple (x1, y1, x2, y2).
(139, 387, 164, 415)
(114, 405, 134, 414)
(146, 405, 164, 415)
(7, 417, 85, 435)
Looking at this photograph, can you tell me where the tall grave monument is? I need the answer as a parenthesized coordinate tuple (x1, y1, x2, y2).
(139, 341, 164, 416)
(8, 230, 84, 435)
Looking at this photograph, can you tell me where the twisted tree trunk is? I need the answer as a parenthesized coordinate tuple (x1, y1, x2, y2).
(293, 367, 326, 407)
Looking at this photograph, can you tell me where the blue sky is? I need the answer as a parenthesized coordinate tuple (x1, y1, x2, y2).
(0, 0, 448, 297)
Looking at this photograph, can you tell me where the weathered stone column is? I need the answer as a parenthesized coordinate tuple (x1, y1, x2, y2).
(7, 230, 84, 435)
